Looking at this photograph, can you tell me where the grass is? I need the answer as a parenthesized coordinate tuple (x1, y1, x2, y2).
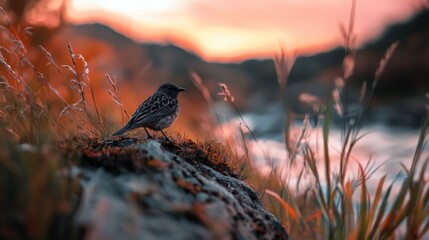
(190, 51, 428, 238)
(186, 1, 428, 239)
(0, 12, 126, 237)
(0, 130, 82, 239)
(244, 1, 429, 238)
(0, 4, 428, 240)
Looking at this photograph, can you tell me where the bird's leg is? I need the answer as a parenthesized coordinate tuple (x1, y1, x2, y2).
(160, 130, 171, 142)
(144, 128, 154, 139)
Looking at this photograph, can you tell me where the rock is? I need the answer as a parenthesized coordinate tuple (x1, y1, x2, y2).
(67, 137, 288, 240)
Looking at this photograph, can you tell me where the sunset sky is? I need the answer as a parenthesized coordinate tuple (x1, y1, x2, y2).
(66, 0, 426, 61)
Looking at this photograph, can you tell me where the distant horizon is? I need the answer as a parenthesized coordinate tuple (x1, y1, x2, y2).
(63, 0, 426, 61)
(68, 22, 341, 63)
(64, 13, 404, 65)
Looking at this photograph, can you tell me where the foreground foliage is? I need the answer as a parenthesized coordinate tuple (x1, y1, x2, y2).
(0, 6, 428, 240)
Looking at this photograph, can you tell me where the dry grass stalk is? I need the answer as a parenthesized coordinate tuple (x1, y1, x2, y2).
(274, 49, 296, 92)
(217, 82, 235, 103)
(66, 43, 87, 113)
(189, 71, 213, 105)
(299, 93, 323, 113)
(106, 74, 129, 124)
(373, 42, 399, 85)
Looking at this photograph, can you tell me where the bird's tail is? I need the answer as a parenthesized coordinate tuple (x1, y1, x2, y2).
(113, 124, 131, 136)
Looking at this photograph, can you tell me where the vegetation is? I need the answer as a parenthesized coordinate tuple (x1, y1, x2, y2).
(0, 3, 428, 240)
(247, 2, 429, 239)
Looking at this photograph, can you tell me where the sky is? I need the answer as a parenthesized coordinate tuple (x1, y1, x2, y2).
(66, 0, 426, 61)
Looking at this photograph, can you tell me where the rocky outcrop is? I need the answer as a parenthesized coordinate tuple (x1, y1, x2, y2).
(65, 137, 288, 240)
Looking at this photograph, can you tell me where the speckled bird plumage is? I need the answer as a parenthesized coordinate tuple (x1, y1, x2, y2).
(113, 83, 185, 138)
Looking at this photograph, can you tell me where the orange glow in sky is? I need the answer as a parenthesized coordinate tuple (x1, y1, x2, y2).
(66, 0, 425, 61)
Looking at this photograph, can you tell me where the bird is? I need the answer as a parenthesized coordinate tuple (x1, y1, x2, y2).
(113, 83, 186, 140)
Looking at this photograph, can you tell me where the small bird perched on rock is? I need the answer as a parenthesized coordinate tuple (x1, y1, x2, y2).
(113, 83, 186, 140)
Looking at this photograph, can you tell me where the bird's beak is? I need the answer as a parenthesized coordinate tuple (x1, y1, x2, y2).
(178, 87, 186, 91)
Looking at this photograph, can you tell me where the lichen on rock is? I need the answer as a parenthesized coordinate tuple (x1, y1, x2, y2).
(65, 137, 288, 240)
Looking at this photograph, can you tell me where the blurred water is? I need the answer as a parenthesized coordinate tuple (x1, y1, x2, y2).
(217, 109, 428, 192)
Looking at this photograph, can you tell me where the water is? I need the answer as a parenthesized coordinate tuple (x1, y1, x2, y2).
(216, 110, 428, 192)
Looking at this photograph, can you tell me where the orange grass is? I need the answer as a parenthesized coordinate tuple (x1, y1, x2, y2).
(0, 3, 428, 240)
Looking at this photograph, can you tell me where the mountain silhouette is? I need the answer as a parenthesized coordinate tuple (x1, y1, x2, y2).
(46, 8, 428, 126)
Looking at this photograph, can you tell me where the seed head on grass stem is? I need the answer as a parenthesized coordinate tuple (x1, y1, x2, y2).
(373, 42, 399, 86)
(106, 74, 130, 124)
(274, 49, 296, 112)
(217, 83, 235, 103)
(274, 48, 296, 156)
(41, 43, 108, 137)
(217, 82, 267, 161)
